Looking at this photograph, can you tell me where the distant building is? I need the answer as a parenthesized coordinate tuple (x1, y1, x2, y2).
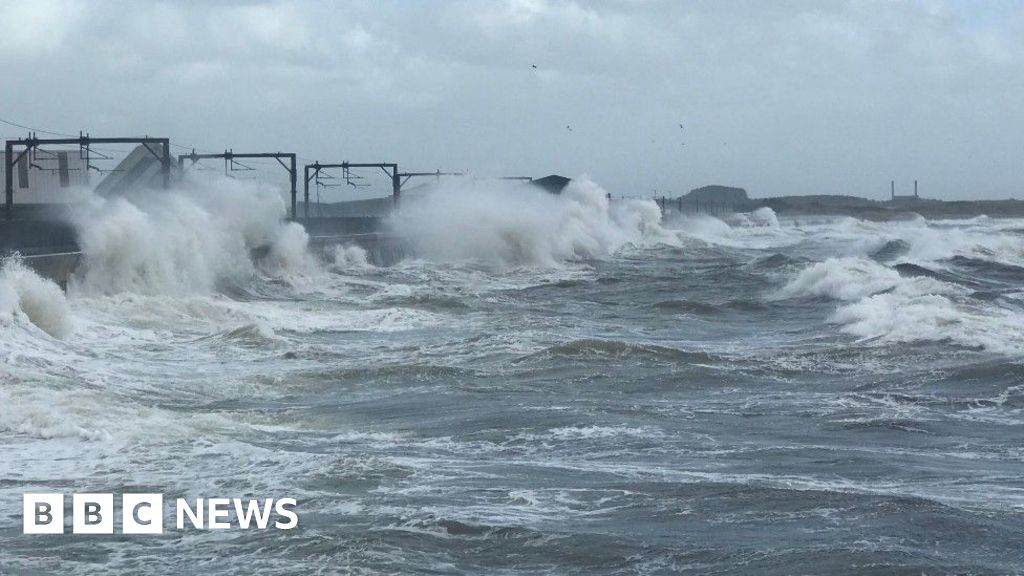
(0, 148, 89, 203)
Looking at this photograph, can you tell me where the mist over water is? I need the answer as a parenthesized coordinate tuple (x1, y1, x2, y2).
(2, 177, 1024, 575)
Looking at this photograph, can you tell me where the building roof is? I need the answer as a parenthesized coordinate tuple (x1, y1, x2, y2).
(530, 174, 572, 194)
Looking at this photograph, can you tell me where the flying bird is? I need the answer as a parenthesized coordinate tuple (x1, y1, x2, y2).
(566, 125, 573, 132)
(531, 64, 538, 69)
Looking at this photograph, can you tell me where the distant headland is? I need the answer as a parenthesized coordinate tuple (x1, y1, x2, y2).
(671, 184, 1024, 220)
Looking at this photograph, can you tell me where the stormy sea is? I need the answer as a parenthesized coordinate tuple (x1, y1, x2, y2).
(1, 178, 1023, 575)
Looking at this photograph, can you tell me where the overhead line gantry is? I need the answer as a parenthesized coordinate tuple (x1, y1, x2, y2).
(4, 132, 171, 219)
(303, 162, 400, 220)
(179, 149, 298, 219)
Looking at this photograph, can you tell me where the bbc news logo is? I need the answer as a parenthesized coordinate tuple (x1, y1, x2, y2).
(23, 494, 298, 534)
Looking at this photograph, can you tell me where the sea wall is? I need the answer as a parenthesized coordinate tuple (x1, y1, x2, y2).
(5, 216, 406, 289)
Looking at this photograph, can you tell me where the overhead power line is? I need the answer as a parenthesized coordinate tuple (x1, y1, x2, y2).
(0, 116, 76, 138)
(0, 116, 219, 155)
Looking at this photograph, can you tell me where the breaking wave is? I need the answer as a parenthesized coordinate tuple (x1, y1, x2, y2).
(0, 257, 71, 338)
(668, 207, 794, 249)
(331, 244, 372, 269)
(67, 177, 314, 296)
(828, 292, 1024, 353)
(778, 256, 1024, 354)
(390, 176, 679, 265)
(774, 257, 959, 302)
(728, 206, 780, 228)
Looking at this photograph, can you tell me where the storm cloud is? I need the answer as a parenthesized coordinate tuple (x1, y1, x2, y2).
(1, 0, 1021, 199)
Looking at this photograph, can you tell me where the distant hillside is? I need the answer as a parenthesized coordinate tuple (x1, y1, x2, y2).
(671, 184, 1024, 220)
(766, 194, 879, 208)
(762, 195, 1024, 219)
(686, 185, 748, 205)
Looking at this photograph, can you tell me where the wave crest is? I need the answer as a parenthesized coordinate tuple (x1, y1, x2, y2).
(0, 258, 71, 338)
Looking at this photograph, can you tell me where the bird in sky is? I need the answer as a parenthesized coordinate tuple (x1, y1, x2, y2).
(531, 64, 538, 69)
(566, 125, 573, 132)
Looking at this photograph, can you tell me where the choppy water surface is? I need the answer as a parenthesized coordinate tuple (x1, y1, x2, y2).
(1, 181, 1023, 575)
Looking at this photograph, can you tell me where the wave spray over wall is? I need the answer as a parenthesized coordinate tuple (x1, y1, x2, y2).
(389, 177, 680, 265)
(67, 178, 313, 296)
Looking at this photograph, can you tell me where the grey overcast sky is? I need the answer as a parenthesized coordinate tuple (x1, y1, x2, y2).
(1, 0, 1022, 200)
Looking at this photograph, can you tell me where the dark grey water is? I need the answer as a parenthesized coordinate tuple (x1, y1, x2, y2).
(2, 198, 1023, 574)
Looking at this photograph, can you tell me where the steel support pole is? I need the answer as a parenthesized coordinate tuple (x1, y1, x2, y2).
(4, 140, 13, 220)
(162, 140, 171, 189)
(304, 165, 312, 221)
(290, 156, 297, 220)
(391, 165, 400, 207)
